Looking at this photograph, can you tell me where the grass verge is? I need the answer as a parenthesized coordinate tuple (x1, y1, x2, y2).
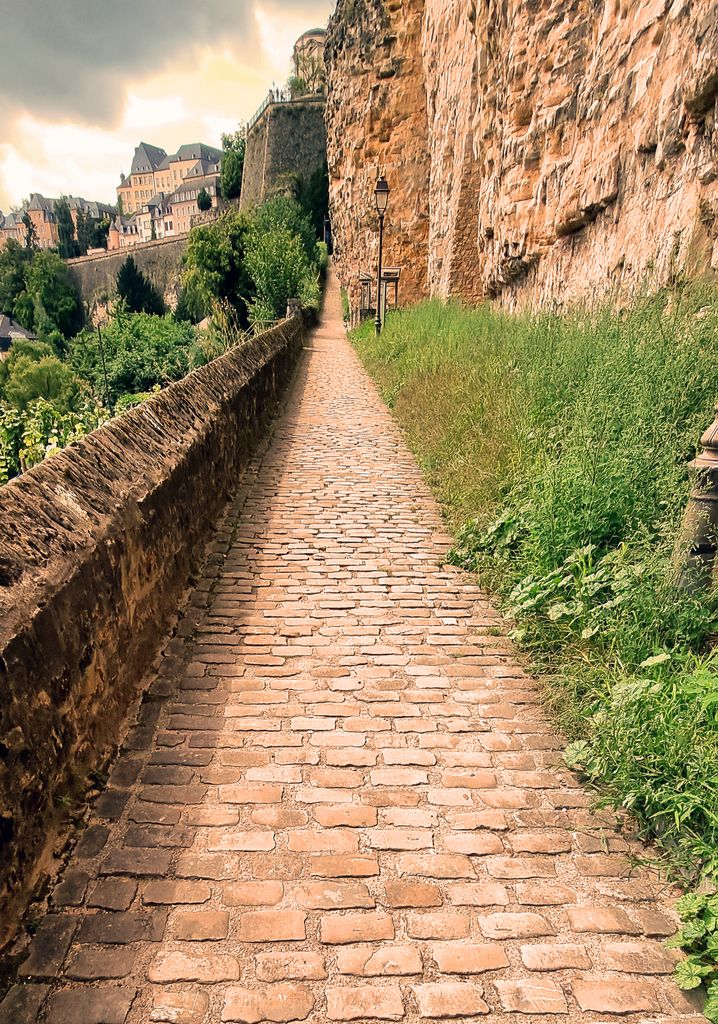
(352, 284, 718, 882)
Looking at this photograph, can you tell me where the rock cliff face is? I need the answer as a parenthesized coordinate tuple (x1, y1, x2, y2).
(324, 0, 430, 313)
(326, 0, 718, 312)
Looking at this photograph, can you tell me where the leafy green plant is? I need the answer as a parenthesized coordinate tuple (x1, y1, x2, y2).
(0, 396, 107, 482)
(667, 892, 718, 1019)
(220, 126, 246, 202)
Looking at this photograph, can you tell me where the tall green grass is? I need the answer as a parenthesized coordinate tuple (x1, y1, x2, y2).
(353, 284, 718, 880)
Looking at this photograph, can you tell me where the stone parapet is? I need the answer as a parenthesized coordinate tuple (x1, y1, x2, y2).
(0, 316, 304, 934)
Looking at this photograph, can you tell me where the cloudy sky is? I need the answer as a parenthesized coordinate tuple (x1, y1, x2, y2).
(0, 0, 334, 211)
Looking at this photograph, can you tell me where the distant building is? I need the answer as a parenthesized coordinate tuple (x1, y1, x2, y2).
(0, 314, 37, 358)
(153, 144, 222, 195)
(25, 193, 58, 249)
(292, 28, 327, 89)
(110, 140, 223, 250)
(107, 213, 141, 251)
(117, 142, 168, 217)
(169, 175, 221, 235)
(0, 195, 114, 252)
(0, 210, 23, 248)
(66, 196, 115, 228)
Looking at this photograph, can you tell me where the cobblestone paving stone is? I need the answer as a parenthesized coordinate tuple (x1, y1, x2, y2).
(2, 272, 704, 1022)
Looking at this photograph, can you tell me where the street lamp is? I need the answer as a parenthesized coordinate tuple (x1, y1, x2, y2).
(374, 176, 390, 335)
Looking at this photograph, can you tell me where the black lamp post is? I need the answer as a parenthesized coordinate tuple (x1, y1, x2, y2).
(374, 176, 390, 335)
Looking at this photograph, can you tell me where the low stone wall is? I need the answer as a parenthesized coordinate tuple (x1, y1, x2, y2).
(67, 234, 188, 315)
(0, 316, 304, 932)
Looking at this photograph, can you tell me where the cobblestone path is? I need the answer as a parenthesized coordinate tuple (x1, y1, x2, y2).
(2, 273, 701, 1023)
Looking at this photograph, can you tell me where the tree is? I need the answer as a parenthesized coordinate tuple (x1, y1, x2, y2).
(1, 354, 80, 412)
(182, 209, 253, 324)
(0, 338, 54, 392)
(290, 50, 326, 96)
(0, 245, 82, 341)
(197, 188, 212, 212)
(116, 256, 165, 315)
(220, 126, 246, 201)
(92, 217, 111, 250)
(22, 212, 38, 252)
(0, 240, 31, 317)
(292, 162, 330, 240)
(23, 251, 84, 341)
(76, 208, 96, 255)
(55, 197, 78, 259)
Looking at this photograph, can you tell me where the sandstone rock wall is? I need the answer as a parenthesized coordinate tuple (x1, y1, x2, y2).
(326, 0, 718, 311)
(0, 316, 304, 934)
(324, 0, 430, 314)
(67, 234, 188, 319)
(240, 98, 327, 211)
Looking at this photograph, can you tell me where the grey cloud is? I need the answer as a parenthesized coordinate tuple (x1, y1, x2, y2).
(0, 0, 325, 130)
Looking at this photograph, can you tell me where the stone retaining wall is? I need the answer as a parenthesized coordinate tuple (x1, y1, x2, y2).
(0, 316, 305, 932)
(67, 235, 188, 315)
(240, 98, 327, 211)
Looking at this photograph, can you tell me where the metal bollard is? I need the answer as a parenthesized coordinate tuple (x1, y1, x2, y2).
(675, 403, 718, 592)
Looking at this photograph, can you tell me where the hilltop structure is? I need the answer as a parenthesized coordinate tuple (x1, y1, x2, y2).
(240, 29, 327, 212)
(110, 141, 223, 249)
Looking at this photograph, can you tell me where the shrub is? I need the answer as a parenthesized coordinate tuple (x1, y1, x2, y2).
(69, 311, 196, 408)
(244, 226, 318, 325)
(0, 396, 106, 483)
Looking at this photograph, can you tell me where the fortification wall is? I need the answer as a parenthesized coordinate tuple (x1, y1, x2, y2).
(67, 234, 188, 316)
(0, 316, 304, 934)
(324, 1, 430, 314)
(240, 98, 327, 211)
(326, 0, 718, 312)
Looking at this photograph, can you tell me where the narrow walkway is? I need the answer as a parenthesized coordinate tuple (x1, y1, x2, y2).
(3, 274, 699, 1023)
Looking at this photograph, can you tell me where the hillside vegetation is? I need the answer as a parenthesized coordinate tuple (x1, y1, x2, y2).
(0, 196, 325, 484)
(353, 284, 718, 882)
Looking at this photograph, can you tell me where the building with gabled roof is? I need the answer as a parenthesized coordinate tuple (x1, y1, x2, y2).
(0, 211, 23, 248)
(131, 142, 168, 175)
(25, 193, 59, 249)
(107, 212, 141, 251)
(0, 314, 37, 358)
(118, 141, 222, 215)
(169, 175, 221, 235)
